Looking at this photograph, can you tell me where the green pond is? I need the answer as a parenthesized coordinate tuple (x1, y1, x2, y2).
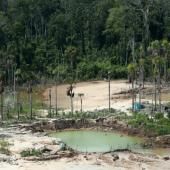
(50, 130, 143, 152)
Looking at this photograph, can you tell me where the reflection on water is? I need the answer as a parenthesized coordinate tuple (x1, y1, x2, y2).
(50, 130, 170, 156)
(50, 130, 143, 152)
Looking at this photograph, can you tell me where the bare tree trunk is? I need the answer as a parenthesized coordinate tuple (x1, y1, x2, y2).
(132, 36, 135, 63)
(49, 89, 52, 118)
(55, 82, 58, 116)
(139, 87, 141, 105)
(70, 95, 73, 115)
(154, 77, 157, 111)
(159, 88, 161, 112)
(28, 84, 33, 120)
(80, 97, 82, 113)
(17, 91, 20, 120)
(30, 92, 32, 119)
(13, 70, 16, 108)
(0, 93, 3, 121)
(108, 72, 111, 112)
(132, 78, 135, 112)
(164, 56, 167, 82)
(158, 73, 161, 112)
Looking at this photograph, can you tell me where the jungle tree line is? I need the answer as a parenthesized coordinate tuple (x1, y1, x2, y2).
(128, 39, 170, 112)
(0, 0, 170, 119)
(0, 0, 170, 83)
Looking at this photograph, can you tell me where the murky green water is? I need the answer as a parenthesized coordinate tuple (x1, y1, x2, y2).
(50, 130, 143, 152)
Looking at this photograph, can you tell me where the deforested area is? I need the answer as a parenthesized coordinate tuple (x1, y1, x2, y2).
(0, 0, 170, 170)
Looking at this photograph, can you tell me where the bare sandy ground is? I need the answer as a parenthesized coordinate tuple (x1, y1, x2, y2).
(0, 127, 170, 170)
(43, 80, 133, 112)
(1, 154, 170, 170)
(43, 80, 170, 114)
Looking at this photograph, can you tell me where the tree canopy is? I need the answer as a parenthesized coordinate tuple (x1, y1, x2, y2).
(0, 0, 170, 83)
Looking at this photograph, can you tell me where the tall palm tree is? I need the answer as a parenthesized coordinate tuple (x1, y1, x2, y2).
(161, 39, 170, 82)
(128, 63, 137, 112)
(152, 56, 163, 112)
(15, 69, 22, 120)
(139, 58, 145, 105)
(149, 40, 161, 112)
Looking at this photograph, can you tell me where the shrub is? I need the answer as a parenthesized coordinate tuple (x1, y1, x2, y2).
(155, 113, 164, 119)
(0, 140, 10, 155)
(20, 149, 42, 157)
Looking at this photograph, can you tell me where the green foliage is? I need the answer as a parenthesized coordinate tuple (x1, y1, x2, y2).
(128, 113, 170, 136)
(0, 0, 170, 84)
(20, 149, 42, 157)
(0, 140, 10, 155)
(155, 113, 164, 119)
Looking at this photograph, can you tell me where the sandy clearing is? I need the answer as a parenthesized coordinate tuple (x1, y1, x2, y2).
(43, 80, 170, 114)
(43, 80, 133, 112)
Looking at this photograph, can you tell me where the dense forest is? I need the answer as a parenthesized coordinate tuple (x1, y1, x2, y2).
(0, 0, 170, 84)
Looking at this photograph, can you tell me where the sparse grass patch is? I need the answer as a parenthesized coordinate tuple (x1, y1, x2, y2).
(20, 149, 43, 157)
(0, 140, 10, 155)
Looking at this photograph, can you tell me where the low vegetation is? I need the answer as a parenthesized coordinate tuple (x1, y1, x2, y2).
(128, 113, 170, 136)
(20, 149, 43, 157)
(57, 108, 116, 120)
(0, 140, 10, 155)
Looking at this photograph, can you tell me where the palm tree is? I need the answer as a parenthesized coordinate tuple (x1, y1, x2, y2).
(161, 39, 170, 82)
(15, 69, 22, 120)
(152, 56, 163, 112)
(149, 40, 165, 112)
(139, 58, 145, 105)
(128, 63, 137, 112)
(139, 45, 145, 88)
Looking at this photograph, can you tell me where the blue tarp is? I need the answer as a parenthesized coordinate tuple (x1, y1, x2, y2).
(133, 102, 144, 111)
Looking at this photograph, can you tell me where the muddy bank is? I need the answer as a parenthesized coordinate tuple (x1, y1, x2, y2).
(0, 126, 170, 170)
(20, 117, 170, 148)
